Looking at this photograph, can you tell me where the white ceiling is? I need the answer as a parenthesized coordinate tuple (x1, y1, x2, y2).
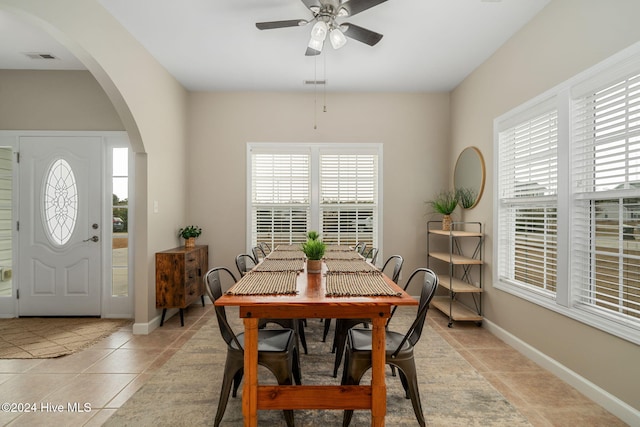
(0, 0, 550, 92)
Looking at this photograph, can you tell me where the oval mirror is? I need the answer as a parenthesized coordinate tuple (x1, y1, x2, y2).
(454, 146, 485, 209)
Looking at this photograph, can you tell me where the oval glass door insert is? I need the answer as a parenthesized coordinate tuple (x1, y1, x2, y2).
(43, 158, 78, 245)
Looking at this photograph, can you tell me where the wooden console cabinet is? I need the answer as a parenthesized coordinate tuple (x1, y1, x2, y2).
(155, 245, 208, 326)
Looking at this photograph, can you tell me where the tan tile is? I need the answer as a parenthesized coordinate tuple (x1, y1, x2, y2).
(446, 327, 511, 349)
(28, 349, 113, 373)
(0, 373, 78, 402)
(83, 348, 161, 374)
(456, 349, 491, 372)
(5, 406, 94, 426)
(470, 347, 542, 373)
(120, 330, 184, 349)
(44, 373, 137, 408)
(538, 405, 627, 427)
(89, 331, 134, 349)
(0, 358, 44, 373)
(0, 373, 15, 385)
(499, 371, 593, 409)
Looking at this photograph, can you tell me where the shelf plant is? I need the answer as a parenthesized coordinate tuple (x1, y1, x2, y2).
(427, 190, 458, 230)
(178, 225, 202, 248)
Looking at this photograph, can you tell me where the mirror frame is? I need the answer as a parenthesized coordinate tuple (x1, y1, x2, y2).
(454, 146, 486, 209)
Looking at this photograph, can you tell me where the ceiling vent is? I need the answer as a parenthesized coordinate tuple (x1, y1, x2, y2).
(24, 52, 59, 60)
(304, 80, 326, 85)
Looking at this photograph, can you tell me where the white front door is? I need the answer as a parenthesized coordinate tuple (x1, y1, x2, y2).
(18, 136, 102, 316)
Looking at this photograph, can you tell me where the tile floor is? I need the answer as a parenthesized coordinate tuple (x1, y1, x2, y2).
(0, 305, 627, 426)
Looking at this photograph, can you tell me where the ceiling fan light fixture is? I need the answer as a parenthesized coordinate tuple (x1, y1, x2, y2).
(329, 29, 347, 49)
(308, 37, 324, 52)
(337, 7, 349, 17)
(310, 21, 328, 41)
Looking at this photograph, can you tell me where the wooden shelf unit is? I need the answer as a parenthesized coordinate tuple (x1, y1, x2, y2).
(427, 221, 483, 327)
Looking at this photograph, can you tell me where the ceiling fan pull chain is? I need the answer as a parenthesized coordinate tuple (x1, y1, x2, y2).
(323, 52, 328, 113)
(314, 54, 318, 129)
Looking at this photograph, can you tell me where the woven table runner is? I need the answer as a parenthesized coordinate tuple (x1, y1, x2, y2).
(255, 259, 305, 272)
(326, 273, 401, 297)
(274, 244, 301, 251)
(325, 259, 379, 273)
(266, 250, 306, 260)
(226, 272, 298, 295)
(325, 245, 354, 252)
(324, 251, 363, 261)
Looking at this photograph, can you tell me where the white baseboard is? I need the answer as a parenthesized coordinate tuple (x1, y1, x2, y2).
(132, 311, 166, 335)
(483, 318, 640, 426)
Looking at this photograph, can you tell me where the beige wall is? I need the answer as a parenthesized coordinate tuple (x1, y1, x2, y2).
(1, 0, 190, 328)
(0, 70, 123, 130)
(187, 91, 450, 290)
(451, 0, 640, 412)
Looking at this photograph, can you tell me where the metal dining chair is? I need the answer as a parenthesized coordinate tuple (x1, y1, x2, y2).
(329, 255, 404, 378)
(234, 254, 308, 354)
(363, 247, 378, 265)
(340, 268, 439, 427)
(235, 253, 257, 277)
(204, 266, 301, 427)
(252, 245, 267, 263)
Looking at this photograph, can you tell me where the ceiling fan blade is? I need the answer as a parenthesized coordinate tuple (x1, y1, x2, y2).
(256, 20, 308, 30)
(342, 23, 383, 46)
(339, 0, 387, 17)
(300, 0, 321, 10)
(305, 46, 322, 56)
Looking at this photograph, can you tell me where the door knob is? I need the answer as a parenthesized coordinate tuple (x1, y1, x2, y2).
(83, 235, 99, 242)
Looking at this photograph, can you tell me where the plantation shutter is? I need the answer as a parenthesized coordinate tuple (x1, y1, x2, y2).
(250, 152, 310, 247)
(497, 108, 559, 295)
(319, 152, 378, 247)
(572, 71, 640, 322)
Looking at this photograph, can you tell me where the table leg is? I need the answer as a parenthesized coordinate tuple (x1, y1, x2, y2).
(242, 317, 259, 427)
(370, 316, 387, 426)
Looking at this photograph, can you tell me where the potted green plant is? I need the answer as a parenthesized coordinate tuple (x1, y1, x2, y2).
(427, 190, 458, 231)
(307, 230, 320, 241)
(301, 232, 326, 273)
(178, 225, 202, 248)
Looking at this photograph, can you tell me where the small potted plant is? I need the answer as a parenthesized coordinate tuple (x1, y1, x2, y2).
(178, 225, 202, 248)
(301, 231, 326, 274)
(427, 190, 458, 231)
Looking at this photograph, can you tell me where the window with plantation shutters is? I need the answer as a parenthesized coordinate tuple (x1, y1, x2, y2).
(250, 151, 311, 247)
(497, 108, 559, 296)
(494, 42, 640, 344)
(248, 143, 381, 253)
(572, 71, 640, 325)
(320, 153, 377, 248)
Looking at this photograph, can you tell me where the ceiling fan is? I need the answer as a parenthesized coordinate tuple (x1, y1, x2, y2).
(256, 0, 386, 56)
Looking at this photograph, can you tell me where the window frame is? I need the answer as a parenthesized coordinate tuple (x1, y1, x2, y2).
(246, 142, 383, 257)
(494, 41, 640, 345)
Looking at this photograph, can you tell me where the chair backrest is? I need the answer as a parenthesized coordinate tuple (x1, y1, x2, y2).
(364, 247, 378, 265)
(390, 268, 438, 357)
(354, 242, 366, 255)
(258, 242, 271, 254)
(204, 267, 243, 350)
(382, 255, 404, 284)
(252, 246, 266, 262)
(236, 253, 257, 276)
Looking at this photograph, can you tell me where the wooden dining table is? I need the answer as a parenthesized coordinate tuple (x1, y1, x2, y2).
(214, 260, 418, 426)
